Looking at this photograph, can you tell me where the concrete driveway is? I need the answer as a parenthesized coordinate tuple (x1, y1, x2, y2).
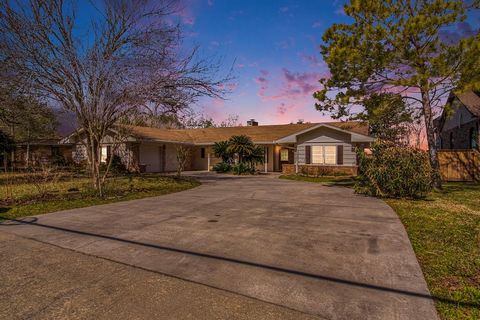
(1, 173, 438, 320)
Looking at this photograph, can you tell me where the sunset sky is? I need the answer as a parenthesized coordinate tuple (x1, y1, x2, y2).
(66, 0, 479, 129)
(176, 0, 350, 125)
(174, 0, 480, 126)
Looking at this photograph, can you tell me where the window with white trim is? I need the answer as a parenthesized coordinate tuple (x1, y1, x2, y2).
(311, 145, 337, 164)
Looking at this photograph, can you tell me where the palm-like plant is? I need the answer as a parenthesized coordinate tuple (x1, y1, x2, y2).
(227, 135, 254, 162)
(244, 145, 265, 171)
(212, 140, 232, 163)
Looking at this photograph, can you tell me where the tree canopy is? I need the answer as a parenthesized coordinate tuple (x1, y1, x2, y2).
(314, 0, 480, 188)
(0, 91, 57, 142)
(353, 93, 414, 143)
(0, 0, 231, 195)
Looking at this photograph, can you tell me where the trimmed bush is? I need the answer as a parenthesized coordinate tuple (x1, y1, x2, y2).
(212, 162, 231, 173)
(355, 142, 433, 198)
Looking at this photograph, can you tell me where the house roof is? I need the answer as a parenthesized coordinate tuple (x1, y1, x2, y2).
(435, 90, 480, 131)
(126, 121, 370, 144)
(455, 90, 480, 117)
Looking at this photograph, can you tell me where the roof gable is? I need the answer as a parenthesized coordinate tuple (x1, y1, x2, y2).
(456, 91, 480, 117)
(436, 91, 480, 132)
(275, 123, 374, 143)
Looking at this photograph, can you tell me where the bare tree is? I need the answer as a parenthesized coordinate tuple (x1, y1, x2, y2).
(175, 145, 190, 177)
(0, 0, 230, 196)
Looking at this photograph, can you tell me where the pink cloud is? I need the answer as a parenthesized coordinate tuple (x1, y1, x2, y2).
(252, 68, 331, 122)
(299, 53, 325, 68)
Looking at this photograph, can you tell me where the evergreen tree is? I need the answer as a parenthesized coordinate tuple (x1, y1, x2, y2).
(315, 0, 480, 188)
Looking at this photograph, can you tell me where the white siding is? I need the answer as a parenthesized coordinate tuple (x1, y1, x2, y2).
(296, 126, 357, 165)
(139, 143, 162, 172)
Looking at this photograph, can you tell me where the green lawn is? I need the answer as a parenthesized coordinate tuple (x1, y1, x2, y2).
(0, 172, 200, 219)
(279, 175, 480, 319)
(387, 183, 480, 320)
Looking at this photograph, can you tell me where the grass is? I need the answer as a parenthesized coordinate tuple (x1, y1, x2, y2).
(0, 172, 200, 220)
(386, 183, 480, 320)
(280, 174, 480, 319)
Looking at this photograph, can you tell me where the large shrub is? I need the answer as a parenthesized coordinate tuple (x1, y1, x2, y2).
(212, 141, 233, 163)
(214, 135, 264, 174)
(232, 162, 251, 175)
(355, 142, 433, 198)
(212, 162, 231, 173)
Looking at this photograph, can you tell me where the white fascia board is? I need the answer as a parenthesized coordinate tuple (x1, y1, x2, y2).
(274, 123, 374, 144)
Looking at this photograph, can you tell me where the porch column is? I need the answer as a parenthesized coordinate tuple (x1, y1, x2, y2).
(264, 146, 268, 173)
(207, 152, 210, 172)
(295, 149, 299, 174)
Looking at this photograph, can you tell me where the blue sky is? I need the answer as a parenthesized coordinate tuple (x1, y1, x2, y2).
(67, 0, 478, 129)
(177, 0, 351, 125)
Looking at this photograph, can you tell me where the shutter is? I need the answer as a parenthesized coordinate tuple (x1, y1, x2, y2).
(288, 149, 294, 163)
(305, 145, 311, 164)
(337, 145, 343, 165)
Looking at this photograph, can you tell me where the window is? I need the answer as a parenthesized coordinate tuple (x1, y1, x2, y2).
(280, 149, 289, 161)
(324, 146, 337, 164)
(201, 147, 205, 159)
(311, 146, 323, 164)
(311, 145, 337, 164)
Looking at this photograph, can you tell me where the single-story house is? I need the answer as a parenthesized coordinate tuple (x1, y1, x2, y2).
(12, 138, 73, 168)
(435, 90, 480, 150)
(61, 121, 373, 175)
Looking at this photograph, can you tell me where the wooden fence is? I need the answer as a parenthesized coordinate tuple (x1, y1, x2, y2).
(438, 150, 480, 182)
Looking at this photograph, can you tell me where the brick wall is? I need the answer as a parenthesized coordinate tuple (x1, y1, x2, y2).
(282, 164, 358, 176)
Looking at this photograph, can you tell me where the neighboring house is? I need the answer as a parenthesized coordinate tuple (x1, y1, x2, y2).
(435, 90, 480, 150)
(13, 138, 73, 168)
(61, 121, 373, 175)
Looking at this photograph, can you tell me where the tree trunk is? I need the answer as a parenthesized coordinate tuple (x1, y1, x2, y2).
(10, 125, 15, 170)
(86, 132, 104, 197)
(26, 142, 30, 168)
(421, 89, 442, 189)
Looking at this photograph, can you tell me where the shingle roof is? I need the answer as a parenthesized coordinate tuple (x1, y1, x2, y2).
(456, 91, 480, 117)
(126, 121, 369, 144)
